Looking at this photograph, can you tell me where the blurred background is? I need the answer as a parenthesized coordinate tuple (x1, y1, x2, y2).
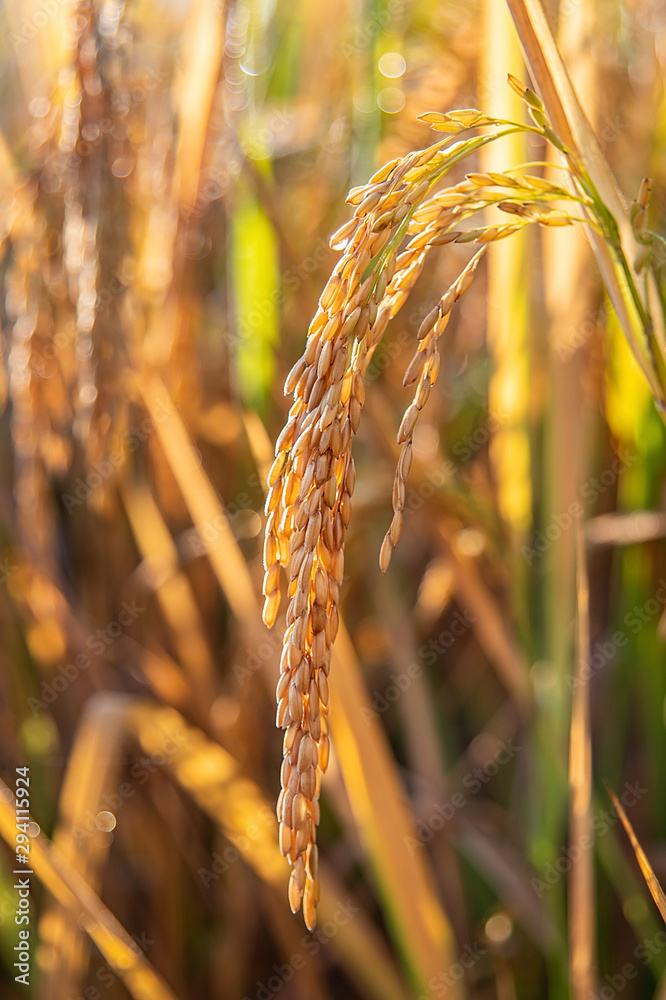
(0, 0, 665, 997)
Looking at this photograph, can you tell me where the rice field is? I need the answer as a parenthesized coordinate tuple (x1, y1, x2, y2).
(0, 1, 666, 998)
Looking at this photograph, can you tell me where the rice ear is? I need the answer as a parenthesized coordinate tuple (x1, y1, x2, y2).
(264, 73, 646, 926)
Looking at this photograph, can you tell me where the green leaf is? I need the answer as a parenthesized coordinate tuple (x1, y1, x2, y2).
(231, 192, 280, 413)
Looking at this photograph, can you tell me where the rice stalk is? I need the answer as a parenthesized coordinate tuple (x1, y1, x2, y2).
(132, 360, 453, 977)
(568, 516, 596, 999)
(506, 0, 666, 409)
(0, 5, 663, 996)
(5, 186, 61, 573)
(173, 0, 225, 211)
(526, 10, 601, 994)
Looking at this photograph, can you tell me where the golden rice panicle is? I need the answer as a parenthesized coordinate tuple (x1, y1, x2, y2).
(262, 143, 453, 928)
(262, 98, 574, 921)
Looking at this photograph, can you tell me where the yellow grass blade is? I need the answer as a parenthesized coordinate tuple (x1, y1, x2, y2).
(605, 782, 666, 926)
(172, 0, 225, 209)
(121, 482, 217, 711)
(128, 641, 198, 713)
(329, 624, 464, 998)
(134, 371, 258, 633)
(568, 516, 596, 998)
(0, 779, 181, 1000)
(242, 408, 275, 486)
